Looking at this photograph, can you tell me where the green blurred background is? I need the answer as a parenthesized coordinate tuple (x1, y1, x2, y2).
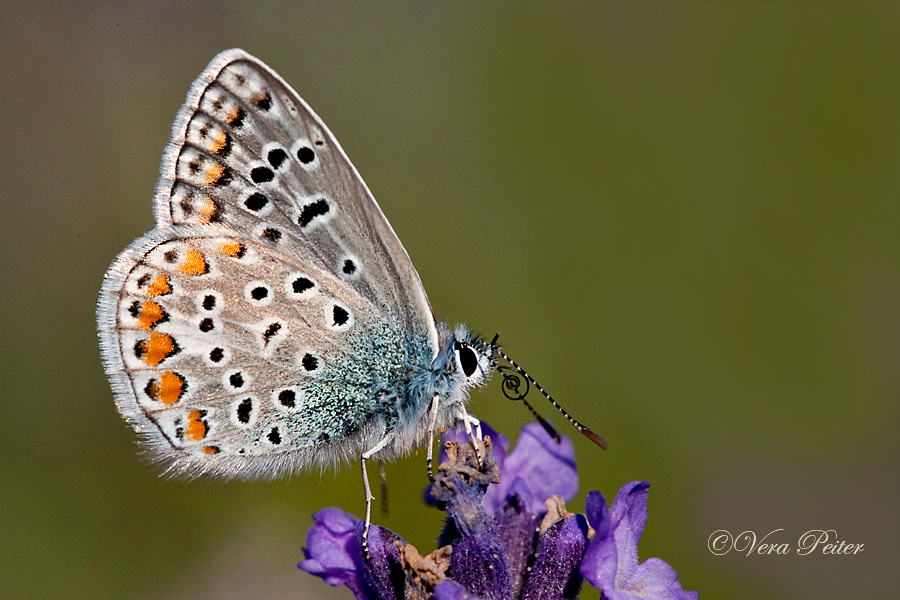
(2, 2, 898, 598)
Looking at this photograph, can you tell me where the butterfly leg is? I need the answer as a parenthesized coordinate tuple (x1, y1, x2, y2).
(426, 392, 440, 482)
(457, 405, 484, 465)
(361, 433, 393, 560)
(470, 414, 483, 440)
(377, 459, 389, 518)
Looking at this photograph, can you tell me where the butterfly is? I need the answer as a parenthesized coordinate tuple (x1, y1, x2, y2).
(97, 49, 603, 535)
(97, 47, 496, 480)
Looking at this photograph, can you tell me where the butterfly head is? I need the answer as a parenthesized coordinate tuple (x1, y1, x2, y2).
(451, 327, 499, 389)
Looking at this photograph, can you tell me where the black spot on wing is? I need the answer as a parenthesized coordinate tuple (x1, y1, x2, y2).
(298, 198, 329, 228)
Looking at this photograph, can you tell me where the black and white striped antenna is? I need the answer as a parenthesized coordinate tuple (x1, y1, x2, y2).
(489, 333, 608, 450)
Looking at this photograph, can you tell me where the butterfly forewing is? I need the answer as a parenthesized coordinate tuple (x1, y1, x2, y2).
(99, 50, 441, 478)
(153, 50, 437, 350)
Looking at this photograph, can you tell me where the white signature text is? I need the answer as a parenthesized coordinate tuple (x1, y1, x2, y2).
(708, 529, 864, 556)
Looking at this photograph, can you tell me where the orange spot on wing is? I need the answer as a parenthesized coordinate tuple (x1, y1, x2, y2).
(225, 106, 241, 124)
(158, 371, 186, 405)
(203, 446, 220, 454)
(198, 198, 218, 224)
(145, 371, 185, 404)
(184, 410, 208, 442)
(203, 163, 225, 185)
(136, 300, 164, 329)
(209, 130, 228, 154)
(142, 332, 176, 367)
(217, 242, 245, 257)
(179, 249, 208, 275)
(146, 274, 172, 296)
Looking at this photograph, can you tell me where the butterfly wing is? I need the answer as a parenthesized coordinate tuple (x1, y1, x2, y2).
(155, 49, 438, 349)
(98, 50, 440, 478)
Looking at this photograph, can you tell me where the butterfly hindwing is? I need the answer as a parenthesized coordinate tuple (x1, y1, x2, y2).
(99, 226, 424, 477)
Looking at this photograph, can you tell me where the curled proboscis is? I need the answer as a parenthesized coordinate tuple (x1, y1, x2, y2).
(498, 365, 529, 401)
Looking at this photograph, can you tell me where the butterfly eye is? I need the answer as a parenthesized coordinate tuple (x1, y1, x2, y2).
(458, 345, 478, 378)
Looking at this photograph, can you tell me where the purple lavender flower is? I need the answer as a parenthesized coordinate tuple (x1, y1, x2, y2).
(581, 483, 698, 600)
(298, 508, 407, 600)
(299, 424, 698, 600)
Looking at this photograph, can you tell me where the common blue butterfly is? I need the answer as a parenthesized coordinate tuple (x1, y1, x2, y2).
(97, 49, 603, 536)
